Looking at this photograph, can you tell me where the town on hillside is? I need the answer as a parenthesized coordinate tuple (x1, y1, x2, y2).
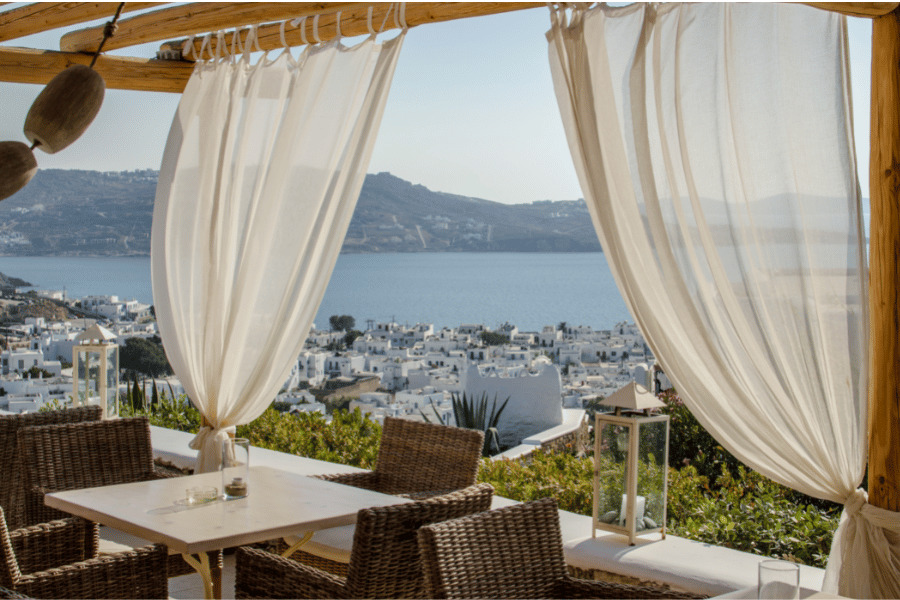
(0, 286, 669, 449)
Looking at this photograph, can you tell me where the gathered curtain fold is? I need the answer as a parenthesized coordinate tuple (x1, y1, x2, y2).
(548, 3, 899, 596)
(151, 31, 404, 472)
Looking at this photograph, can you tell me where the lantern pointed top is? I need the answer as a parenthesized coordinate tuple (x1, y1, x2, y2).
(75, 323, 117, 343)
(604, 381, 664, 411)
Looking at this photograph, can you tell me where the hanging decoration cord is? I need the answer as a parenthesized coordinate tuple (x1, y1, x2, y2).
(89, 2, 125, 69)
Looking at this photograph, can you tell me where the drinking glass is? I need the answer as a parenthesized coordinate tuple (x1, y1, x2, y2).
(758, 560, 799, 600)
(221, 437, 250, 499)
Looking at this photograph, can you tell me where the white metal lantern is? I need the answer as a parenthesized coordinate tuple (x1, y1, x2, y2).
(593, 381, 669, 545)
(72, 324, 119, 419)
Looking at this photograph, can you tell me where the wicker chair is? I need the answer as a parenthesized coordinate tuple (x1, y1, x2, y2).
(418, 498, 704, 599)
(315, 417, 485, 496)
(0, 506, 168, 599)
(281, 416, 485, 574)
(236, 482, 495, 599)
(16, 417, 220, 580)
(0, 406, 101, 531)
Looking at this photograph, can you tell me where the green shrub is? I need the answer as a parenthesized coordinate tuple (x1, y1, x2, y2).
(667, 464, 840, 567)
(658, 390, 743, 484)
(236, 407, 380, 470)
(477, 450, 839, 569)
(477, 450, 593, 515)
(130, 399, 381, 471)
(120, 392, 201, 433)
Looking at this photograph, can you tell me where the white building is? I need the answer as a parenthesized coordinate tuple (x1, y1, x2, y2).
(463, 363, 563, 448)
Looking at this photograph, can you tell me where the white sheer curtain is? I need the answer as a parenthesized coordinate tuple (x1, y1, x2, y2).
(547, 3, 898, 596)
(151, 29, 404, 472)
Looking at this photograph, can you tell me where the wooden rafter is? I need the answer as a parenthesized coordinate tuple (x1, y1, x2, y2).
(59, 2, 360, 53)
(0, 2, 164, 44)
(802, 2, 899, 17)
(160, 2, 544, 59)
(0, 46, 193, 93)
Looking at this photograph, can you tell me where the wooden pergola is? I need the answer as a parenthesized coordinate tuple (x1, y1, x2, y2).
(0, 0, 898, 517)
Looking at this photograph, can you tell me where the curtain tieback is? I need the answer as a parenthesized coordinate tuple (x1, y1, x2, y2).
(842, 488, 900, 531)
(189, 425, 236, 474)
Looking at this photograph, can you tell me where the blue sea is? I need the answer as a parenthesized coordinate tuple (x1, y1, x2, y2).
(0, 253, 632, 332)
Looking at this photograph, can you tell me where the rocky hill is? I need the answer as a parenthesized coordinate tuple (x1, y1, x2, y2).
(0, 169, 601, 256)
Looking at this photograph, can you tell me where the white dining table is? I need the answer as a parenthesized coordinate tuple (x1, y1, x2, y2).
(45, 465, 410, 599)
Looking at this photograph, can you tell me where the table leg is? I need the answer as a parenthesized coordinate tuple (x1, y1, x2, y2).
(281, 531, 314, 558)
(182, 551, 221, 600)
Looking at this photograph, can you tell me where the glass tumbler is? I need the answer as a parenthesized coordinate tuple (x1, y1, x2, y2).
(221, 437, 250, 500)
(758, 560, 799, 600)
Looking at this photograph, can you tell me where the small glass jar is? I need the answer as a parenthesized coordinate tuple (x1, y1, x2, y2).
(221, 437, 250, 499)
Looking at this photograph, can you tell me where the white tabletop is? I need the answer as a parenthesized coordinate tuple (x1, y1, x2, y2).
(711, 586, 842, 599)
(46, 465, 409, 555)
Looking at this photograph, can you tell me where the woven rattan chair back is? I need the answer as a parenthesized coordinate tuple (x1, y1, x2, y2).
(0, 406, 101, 530)
(344, 482, 494, 599)
(418, 497, 569, 599)
(374, 416, 484, 495)
(18, 417, 156, 525)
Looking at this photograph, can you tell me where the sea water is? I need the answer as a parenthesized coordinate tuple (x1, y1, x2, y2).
(0, 252, 632, 332)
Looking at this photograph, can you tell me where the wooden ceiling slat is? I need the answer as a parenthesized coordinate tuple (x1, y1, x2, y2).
(161, 2, 545, 59)
(0, 2, 164, 44)
(0, 47, 192, 93)
(59, 2, 361, 53)
(802, 2, 899, 17)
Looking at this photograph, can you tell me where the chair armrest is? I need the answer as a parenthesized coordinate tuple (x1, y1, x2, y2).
(397, 488, 459, 500)
(17, 544, 168, 600)
(235, 546, 348, 599)
(313, 472, 381, 492)
(556, 576, 707, 599)
(151, 468, 184, 479)
(9, 518, 97, 575)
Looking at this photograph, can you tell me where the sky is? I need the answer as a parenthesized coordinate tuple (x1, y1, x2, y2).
(0, 5, 876, 205)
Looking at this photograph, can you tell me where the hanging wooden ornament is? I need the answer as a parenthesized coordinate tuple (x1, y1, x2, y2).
(0, 142, 38, 201)
(23, 64, 105, 154)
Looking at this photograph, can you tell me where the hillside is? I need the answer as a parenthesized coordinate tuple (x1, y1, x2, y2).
(0, 169, 601, 256)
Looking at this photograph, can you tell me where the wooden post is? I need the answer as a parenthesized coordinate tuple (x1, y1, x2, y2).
(868, 7, 900, 513)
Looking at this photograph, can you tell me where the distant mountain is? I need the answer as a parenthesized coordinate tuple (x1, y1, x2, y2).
(0, 169, 601, 256)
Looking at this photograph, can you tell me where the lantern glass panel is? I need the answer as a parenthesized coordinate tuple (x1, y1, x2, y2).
(76, 349, 98, 406)
(105, 346, 118, 418)
(637, 419, 668, 529)
(596, 421, 631, 526)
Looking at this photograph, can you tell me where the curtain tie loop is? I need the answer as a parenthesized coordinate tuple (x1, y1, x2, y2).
(189, 425, 236, 473)
(843, 488, 868, 519)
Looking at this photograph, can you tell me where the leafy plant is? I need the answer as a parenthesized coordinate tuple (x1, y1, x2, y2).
(450, 391, 509, 456)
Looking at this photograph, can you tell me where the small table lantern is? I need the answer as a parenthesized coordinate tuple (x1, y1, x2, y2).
(72, 324, 119, 419)
(593, 381, 669, 545)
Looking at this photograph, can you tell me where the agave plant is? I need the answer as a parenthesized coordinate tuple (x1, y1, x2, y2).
(450, 391, 510, 457)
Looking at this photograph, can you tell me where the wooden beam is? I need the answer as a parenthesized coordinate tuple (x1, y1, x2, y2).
(160, 2, 545, 59)
(868, 8, 900, 513)
(0, 2, 164, 44)
(0, 47, 193, 93)
(803, 2, 900, 17)
(60, 2, 360, 53)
